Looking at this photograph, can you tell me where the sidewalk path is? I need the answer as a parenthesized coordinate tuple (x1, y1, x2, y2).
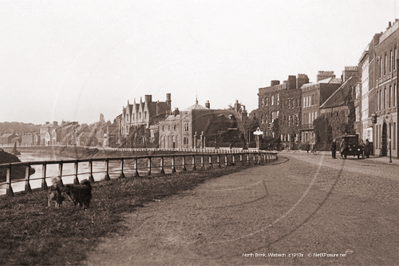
(84, 155, 399, 265)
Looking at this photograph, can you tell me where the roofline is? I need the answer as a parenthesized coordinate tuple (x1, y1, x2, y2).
(319, 76, 353, 108)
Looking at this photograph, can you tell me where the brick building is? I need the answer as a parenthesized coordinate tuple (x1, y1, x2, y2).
(301, 71, 341, 145)
(120, 93, 172, 138)
(158, 99, 248, 149)
(370, 20, 399, 157)
(256, 74, 309, 148)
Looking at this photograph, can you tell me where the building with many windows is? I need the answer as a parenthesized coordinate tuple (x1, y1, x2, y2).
(300, 71, 341, 145)
(256, 74, 309, 148)
(371, 20, 399, 157)
(120, 94, 172, 138)
(158, 99, 248, 149)
(359, 44, 372, 142)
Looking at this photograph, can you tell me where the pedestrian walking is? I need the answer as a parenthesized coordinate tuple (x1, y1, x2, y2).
(306, 143, 310, 153)
(331, 139, 337, 159)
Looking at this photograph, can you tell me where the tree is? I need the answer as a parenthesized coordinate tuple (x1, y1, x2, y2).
(99, 113, 105, 125)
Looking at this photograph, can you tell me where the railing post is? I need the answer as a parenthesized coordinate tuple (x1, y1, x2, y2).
(160, 156, 165, 174)
(247, 153, 250, 165)
(6, 164, 13, 197)
(88, 159, 95, 183)
(182, 155, 187, 171)
(192, 155, 196, 170)
(225, 154, 228, 166)
(73, 161, 79, 184)
(209, 155, 212, 169)
(231, 154, 235, 166)
(104, 159, 110, 181)
(147, 157, 151, 175)
(217, 154, 221, 168)
(240, 154, 243, 164)
(134, 158, 139, 177)
(171, 156, 176, 173)
(24, 164, 32, 193)
(119, 158, 125, 178)
(201, 155, 204, 169)
(58, 161, 64, 186)
(42, 163, 48, 190)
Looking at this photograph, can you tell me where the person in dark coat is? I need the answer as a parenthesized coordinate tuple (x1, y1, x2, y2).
(364, 139, 370, 158)
(306, 143, 310, 153)
(331, 139, 337, 159)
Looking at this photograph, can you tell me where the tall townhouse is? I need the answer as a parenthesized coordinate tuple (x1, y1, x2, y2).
(359, 44, 371, 141)
(257, 74, 309, 148)
(301, 71, 341, 145)
(371, 20, 399, 157)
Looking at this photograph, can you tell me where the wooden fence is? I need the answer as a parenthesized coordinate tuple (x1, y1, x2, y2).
(0, 151, 277, 197)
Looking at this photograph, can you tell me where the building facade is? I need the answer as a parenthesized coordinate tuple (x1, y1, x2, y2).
(120, 93, 172, 138)
(158, 99, 248, 149)
(371, 20, 399, 157)
(359, 44, 371, 142)
(301, 72, 341, 144)
(256, 74, 309, 148)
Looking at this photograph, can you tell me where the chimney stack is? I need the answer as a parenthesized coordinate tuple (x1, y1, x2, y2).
(205, 100, 210, 109)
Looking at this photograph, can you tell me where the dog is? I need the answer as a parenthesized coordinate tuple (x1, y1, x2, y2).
(63, 179, 92, 210)
(47, 177, 65, 208)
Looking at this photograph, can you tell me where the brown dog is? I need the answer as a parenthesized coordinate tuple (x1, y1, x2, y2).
(63, 179, 92, 210)
(47, 177, 65, 208)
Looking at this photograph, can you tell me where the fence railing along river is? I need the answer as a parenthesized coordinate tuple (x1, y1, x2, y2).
(0, 150, 278, 196)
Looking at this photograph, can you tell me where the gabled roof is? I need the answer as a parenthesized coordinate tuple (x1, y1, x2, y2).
(320, 77, 353, 109)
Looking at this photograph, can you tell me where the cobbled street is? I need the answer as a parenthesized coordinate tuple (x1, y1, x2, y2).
(85, 153, 399, 265)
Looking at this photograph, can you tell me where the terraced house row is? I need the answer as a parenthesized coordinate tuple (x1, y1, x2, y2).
(253, 19, 399, 157)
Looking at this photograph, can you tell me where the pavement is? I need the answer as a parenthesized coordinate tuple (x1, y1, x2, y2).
(280, 149, 399, 165)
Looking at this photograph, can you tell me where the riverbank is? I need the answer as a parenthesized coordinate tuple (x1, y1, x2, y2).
(2, 146, 178, 159)
(0, 150, 35, 182)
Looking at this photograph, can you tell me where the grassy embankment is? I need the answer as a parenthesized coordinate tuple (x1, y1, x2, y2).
(0, 149, 257, 265)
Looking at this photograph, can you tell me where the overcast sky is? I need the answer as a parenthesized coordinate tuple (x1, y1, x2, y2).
(0, 0, 397, 125)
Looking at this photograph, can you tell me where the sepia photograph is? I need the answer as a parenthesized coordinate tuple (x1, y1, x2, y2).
(1, 0, 399, 265)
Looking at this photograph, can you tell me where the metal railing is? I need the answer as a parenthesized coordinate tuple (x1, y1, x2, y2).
(0, 151, 278, 197)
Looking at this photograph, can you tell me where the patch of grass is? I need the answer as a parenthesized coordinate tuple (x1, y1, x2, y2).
(0, 164, 253, 265)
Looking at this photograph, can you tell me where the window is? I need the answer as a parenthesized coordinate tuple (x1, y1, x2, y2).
(265, 97, 268, 106)
(384, 88, 387, 109)
(355, 106, 360, 122)
(261, 98, 264, 107)
(174, 125, 176, 130)
(303, 97, 306, 108)
(389, 86, 392, 108)
(385, 54, 387, 75)
(391, 50, 393, 72)
(277, 94, 280, 105)
(394, 122, 396, 150)
(271, 95, 274, 105)
(394, 84, 397, 107)
(395, 47, 397, 70)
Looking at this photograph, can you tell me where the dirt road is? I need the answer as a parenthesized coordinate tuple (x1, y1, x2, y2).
(85, 154, 399, 265)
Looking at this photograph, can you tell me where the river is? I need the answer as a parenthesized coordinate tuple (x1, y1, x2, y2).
(0, 152, 126, 195)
